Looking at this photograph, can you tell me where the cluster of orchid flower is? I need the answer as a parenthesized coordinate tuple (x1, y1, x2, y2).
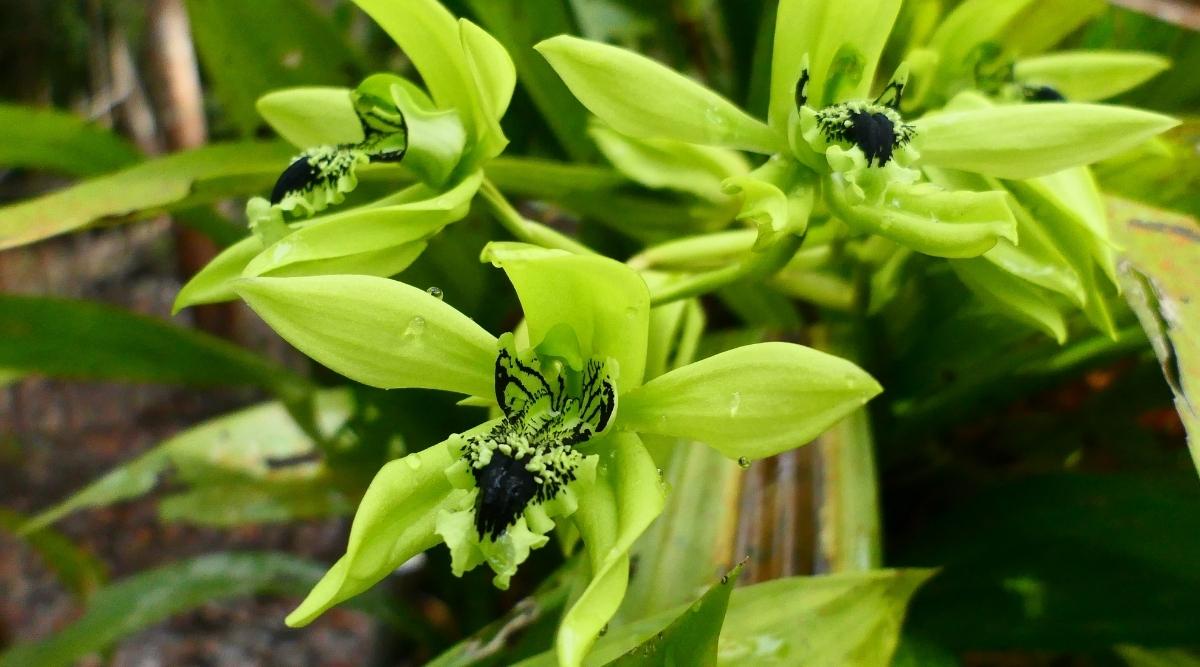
(172, 0, 1177, 664)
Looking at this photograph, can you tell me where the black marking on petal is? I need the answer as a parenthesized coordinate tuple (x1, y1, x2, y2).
(1022, 84, 1066, 103)
(794, 68, 811, 109)
(466, 347, 619, 539)
(874, 78, 905, 111)
(270, 156, 319, 205)
(815, 102, 915, 167)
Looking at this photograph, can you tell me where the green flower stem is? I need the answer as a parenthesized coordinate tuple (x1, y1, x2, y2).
(648, 232, 806, 307)
(627, 230, 757, 271)
(479, 178, 594, 255)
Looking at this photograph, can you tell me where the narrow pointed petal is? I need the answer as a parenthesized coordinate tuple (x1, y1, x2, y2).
(557, 433, 665, 667)
(537, 35, 781, 154)
(619, 343, 881, 461)
(286, 439, 460, 627)
(913, 104, 1179, 179)
(236, 275, 497, 397)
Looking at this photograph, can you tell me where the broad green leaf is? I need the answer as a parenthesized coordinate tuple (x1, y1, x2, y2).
(606, 563, 739, 666)
(286, 435, 464, 626)
(185, 0, 364, 136)
(518, 569, 934, 666)
(157, 478, 351, 526)
(1015, 51, 1171, 102)
(24, 392, 351, 532)
(950, 258, 1068, 343)
(590, 123, 748, 201)
(0, 509, 106, 599)
(0, 552, 385, 667)
(0, 141, 293, 250)
(827, 177, 1017, 259)
(619, 342, 881, 461)
(237, 275, 497, 397)
(464, 0, 597, 160)
(256, 87, 364, 147)
(913, 104, 1179, 180)
(1108, 198, 1200, 473)
(537, 35, 781, 153)
(0, 294, 300, 391)
(1118, 646, 1200, 667)
(0, 103, 139, 175)
(559, 433, 665, 667)
(484, 243, 651, 391)
(352, 0, 480, 134)
(243, 172, 482, 276)
(770, 0, 902, 126)
(901, 474, 1200, 649)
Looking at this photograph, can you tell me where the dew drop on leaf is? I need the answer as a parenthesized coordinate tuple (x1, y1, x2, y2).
(427, 286, 443, 300)
(403, 316, 426, 339)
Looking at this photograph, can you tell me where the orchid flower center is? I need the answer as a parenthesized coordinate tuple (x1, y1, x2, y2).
(463, 344, 616, 539)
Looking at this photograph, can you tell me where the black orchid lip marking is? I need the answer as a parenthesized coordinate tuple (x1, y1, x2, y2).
(465, 348, 616, 540)
(1022, 84, 1066, 103)
(815, 102, 915, 167)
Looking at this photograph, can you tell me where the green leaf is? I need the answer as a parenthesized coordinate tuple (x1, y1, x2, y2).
(0, 293, 300, 391)
(24, 392, 351, 532)
(536, 35, 781, 153)
(619, 342, 881, 461)
(518, 569, 934, 666)
(0, 141, 293, 250)
(770, 0, 902, 126)
(484, 243, 651, 391)
(605, 563, 739, 666)
(0, 552, 374, 667)
(237, 275, 497, 397)
(1108, 197, 1200, 473)
(157, 478, 351, 527)
(913, 103, 1180, 180)
(590, 123, 748, 202)
(950, 258, 1068, 343)
(256, 87, 364, 148)
(352, 0, 481, 135)
(559, 433, 665, 667)
(1117, 646, 1200, 667)
(0, 103, 139, 175)
(464, 0, 597, 160)
(0, 509, 107, 599)
(901, 474, 1200, 650)
(286, 435, 464, 627)
(185, 0, 364, 136)
(1015, 51, 1171, 102)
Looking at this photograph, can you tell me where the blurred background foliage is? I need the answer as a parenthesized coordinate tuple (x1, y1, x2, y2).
(0, 0, 1197, 665)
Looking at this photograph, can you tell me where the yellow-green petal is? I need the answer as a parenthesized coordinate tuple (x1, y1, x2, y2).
(619, 342, 882, 461)
(1015, 51, 1170, 102)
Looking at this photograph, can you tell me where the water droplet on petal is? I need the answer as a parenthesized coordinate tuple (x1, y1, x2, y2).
(405, 456, 422, 470)
(403, 316, 426, 339)
(738, 456, 751, 469)
(728, 391, 741, 417)
(427, 286, 443, 300)
(598, 624, 609, 637)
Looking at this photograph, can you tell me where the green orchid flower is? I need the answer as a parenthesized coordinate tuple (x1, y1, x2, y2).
(536, 0, 1176, 263)
(175, 0, 515, 312)
(231, 244, 881, 667)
